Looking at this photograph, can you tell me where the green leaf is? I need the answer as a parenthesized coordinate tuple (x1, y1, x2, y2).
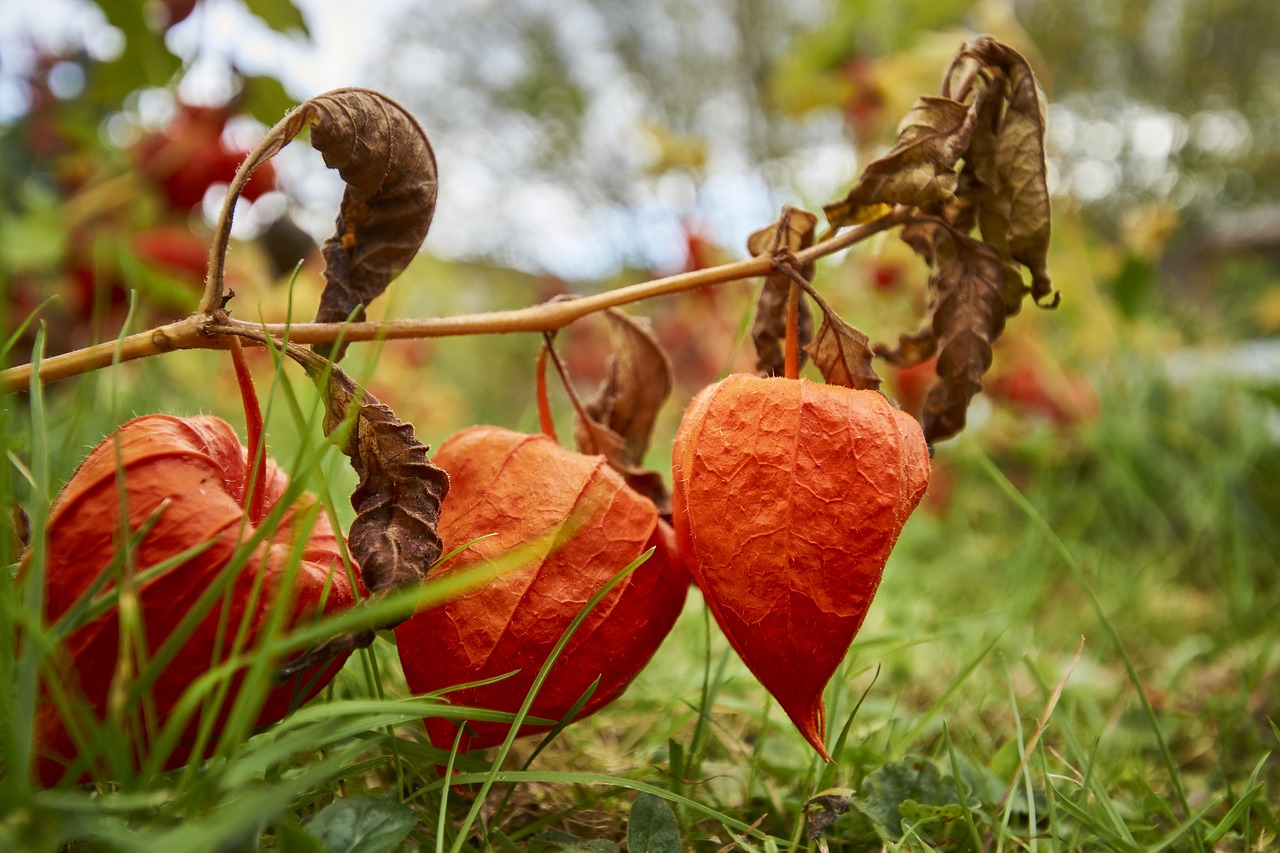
(898, 798, 965, 825)
(275, 819, 327, 853)
(303, 795, 417, 853)
(241, 73, 300, 126)
(854, 757, 959, 841)
(244, 0, 310, 36)
(627, 793, 681, 853)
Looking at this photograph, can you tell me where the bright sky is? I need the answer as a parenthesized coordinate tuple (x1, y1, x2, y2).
(0, 0, 397, 107)
(0, 0, 817, 279)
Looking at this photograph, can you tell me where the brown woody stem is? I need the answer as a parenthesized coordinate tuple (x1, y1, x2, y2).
(2, 210, 910, 394)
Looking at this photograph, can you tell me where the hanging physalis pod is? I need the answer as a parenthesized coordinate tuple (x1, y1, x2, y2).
(394, 425, 687, 753)
(31, 412, 360, 785)
(671, 373, 929, 759)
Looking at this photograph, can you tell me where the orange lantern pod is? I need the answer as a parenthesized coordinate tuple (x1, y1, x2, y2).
(31, 414, 359, 785)
(395, 426, 687, 753)
(672, 374, 929, 759)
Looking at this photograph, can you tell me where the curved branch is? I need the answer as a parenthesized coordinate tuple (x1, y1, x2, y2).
(2, 212, 910, 395)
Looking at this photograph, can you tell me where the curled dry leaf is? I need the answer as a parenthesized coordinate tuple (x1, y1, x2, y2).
(276, 345, 449, 676)
(314, 365, 449, 596)
(574, 309, 674, 514)
(881, 223, 1007, 442)
(951, 38, 1056, 308)
(823, 96, 979, 227)
(803, 287, 882, 391)
(748, 207, 816, 377)
(211, 88, 437, 361)
(822, 36, 1057, 443)
(805, 790, 855, 841)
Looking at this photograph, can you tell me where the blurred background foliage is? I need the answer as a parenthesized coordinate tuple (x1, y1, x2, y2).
(3, 0, 1279, 553)
(2, 0, 1279, 612)
(2, 1, 1279, 844)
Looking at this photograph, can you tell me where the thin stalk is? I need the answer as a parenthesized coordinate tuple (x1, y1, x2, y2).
(535, 339, 558, 442)
(1, 212, 909, 394)
(784, 279, 800, 381)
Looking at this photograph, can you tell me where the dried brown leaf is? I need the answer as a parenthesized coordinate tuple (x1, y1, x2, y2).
(874, 326, 937, 368)
(804, 312, 881, 391)
(270, 343, 449, 678)
(319, 368, 449, 595)
(236, 89, 437, 360)
(574, 310, 674, 514)
(748, 208, 817, 377)
(917, 228, 1008, 442)
(824, 96, 979, 227)
(957, 39, 1056, 309)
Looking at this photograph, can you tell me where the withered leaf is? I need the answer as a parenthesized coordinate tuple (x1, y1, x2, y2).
(824, 96, 979, 228)
(874, 326, 937, 368)
(953, 39, 1055, 308)
(303, 89, 439, 359)
(227, 89, 436, 361)
(805, 791, 854, 841)
(916, 228, 1008, 443)
(573, 309, 674, 514)
(263, 340, 448, 681)
(748, 207, 817, 377)
(804, 312, 881, 391)
(318, 366, 449, 596)
(219, 90, 437, 360)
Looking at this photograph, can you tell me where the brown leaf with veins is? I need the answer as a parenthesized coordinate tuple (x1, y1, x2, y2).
(219, 88, 437, 361)
(824, 96, 979, 227)
(305, 89, 438, 358)
(266, 342, 449, 678)
(804, 304, 881, 391)
(574, 309, 674, 514)
(901, 225, 1007, 443)
(748, 208, 816, 377)
(950, 39, 1056, 308)
(816, 37, 1059, 443)
(316, 365, 449, 595)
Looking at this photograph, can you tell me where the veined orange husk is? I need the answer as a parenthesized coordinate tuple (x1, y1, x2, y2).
(30, 414, 359, 785)
(671, 374, 929, 759)
(395, 426, 688, 753)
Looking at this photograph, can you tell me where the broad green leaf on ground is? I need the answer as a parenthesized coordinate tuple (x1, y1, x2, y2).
(626, 793, 681, 853)
(747, 207, 816, 377)
(824, 95, 979, 227)
(302, 795, 416, 853)
(528, 831, 621, 853)
(854, 757, 962, 841)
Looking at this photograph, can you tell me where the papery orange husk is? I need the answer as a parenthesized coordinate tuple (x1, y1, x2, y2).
(671, 374, 929, 760)
(30, 414, 359, 785)
(395, 426, 688, 753)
